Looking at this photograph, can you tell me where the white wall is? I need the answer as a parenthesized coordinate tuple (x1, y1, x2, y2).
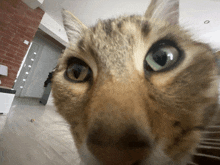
(22, 0, 68, 46)
(39, 13, 68, 46)
(180, 0, 220, 50)
(39, 0, 220, 50)
(22, 0, 44, 9)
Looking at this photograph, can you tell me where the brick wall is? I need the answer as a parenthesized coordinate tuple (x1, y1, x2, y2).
(0, 0, 44, 88)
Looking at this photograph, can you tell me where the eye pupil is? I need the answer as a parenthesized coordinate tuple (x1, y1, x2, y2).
(153, 50, 167, 66)
(73, 64, 83, 79)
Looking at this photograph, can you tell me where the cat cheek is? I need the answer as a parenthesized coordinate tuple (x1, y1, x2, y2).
(64, 72, 91, 94)
(150, 73, 175, 92)
(202, 78, 219, 99)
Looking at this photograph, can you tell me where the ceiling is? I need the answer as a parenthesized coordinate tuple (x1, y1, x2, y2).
(39, 0, 220, 49)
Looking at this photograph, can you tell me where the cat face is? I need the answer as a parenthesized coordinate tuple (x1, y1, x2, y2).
(51, 0, 218, 164)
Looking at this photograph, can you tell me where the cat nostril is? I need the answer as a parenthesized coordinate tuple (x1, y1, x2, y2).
(127, 141, 149, 148)
(117, 129, 151, 149)
(132, 160, 141, 165)
(87, 125, 150, 164)
(87, 125, 151, 150)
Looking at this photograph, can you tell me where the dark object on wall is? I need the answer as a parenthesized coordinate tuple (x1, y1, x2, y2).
(204, 20, 210, 24)
(40, 71, 54, 105)
(44, 72, 53, 87)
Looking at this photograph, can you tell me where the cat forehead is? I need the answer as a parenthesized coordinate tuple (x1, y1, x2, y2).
(63, 14, 198, 81)
(71, 15, 185, 76)
(79, 14, 187, 58)
(74, 15, 146, 77)
(90, 15, 144, 37)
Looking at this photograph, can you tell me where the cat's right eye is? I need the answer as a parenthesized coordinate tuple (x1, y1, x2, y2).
(64, 58, 92, 83)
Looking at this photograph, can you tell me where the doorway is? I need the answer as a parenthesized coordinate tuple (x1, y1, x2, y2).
(14, 30, 65, 98)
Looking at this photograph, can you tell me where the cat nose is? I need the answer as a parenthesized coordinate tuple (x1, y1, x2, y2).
(87, 126, 150, 149)
(87, 125, 151, 164)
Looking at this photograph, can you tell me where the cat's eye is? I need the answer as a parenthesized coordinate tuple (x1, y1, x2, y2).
(65, 58, 92, 83)
(145, 42, 180, 72)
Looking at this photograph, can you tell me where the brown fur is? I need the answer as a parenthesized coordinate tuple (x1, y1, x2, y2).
(51, 1, 218, 164)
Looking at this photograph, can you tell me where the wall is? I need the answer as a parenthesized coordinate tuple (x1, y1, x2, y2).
(0, 0, 44, 89)
(39, 13, 68, 46)
(40, 0, 220, 50)
(180, 0, 220, 50)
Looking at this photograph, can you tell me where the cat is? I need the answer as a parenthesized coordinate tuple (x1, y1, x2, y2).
(51, 0, 219, 164)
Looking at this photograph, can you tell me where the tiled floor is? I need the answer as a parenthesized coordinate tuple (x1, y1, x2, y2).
(0, 95, 81, 165)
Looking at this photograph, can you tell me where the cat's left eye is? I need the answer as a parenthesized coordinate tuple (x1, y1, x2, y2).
(145, 44, 179, 72)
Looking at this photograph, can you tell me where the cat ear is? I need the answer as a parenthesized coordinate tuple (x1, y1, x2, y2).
(144, 0, 179, 25)
(62, 9, 87, 43)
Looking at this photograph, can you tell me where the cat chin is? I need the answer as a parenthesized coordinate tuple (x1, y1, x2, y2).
(78, 142, 189, 165)
(141, 143, 191, 165)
